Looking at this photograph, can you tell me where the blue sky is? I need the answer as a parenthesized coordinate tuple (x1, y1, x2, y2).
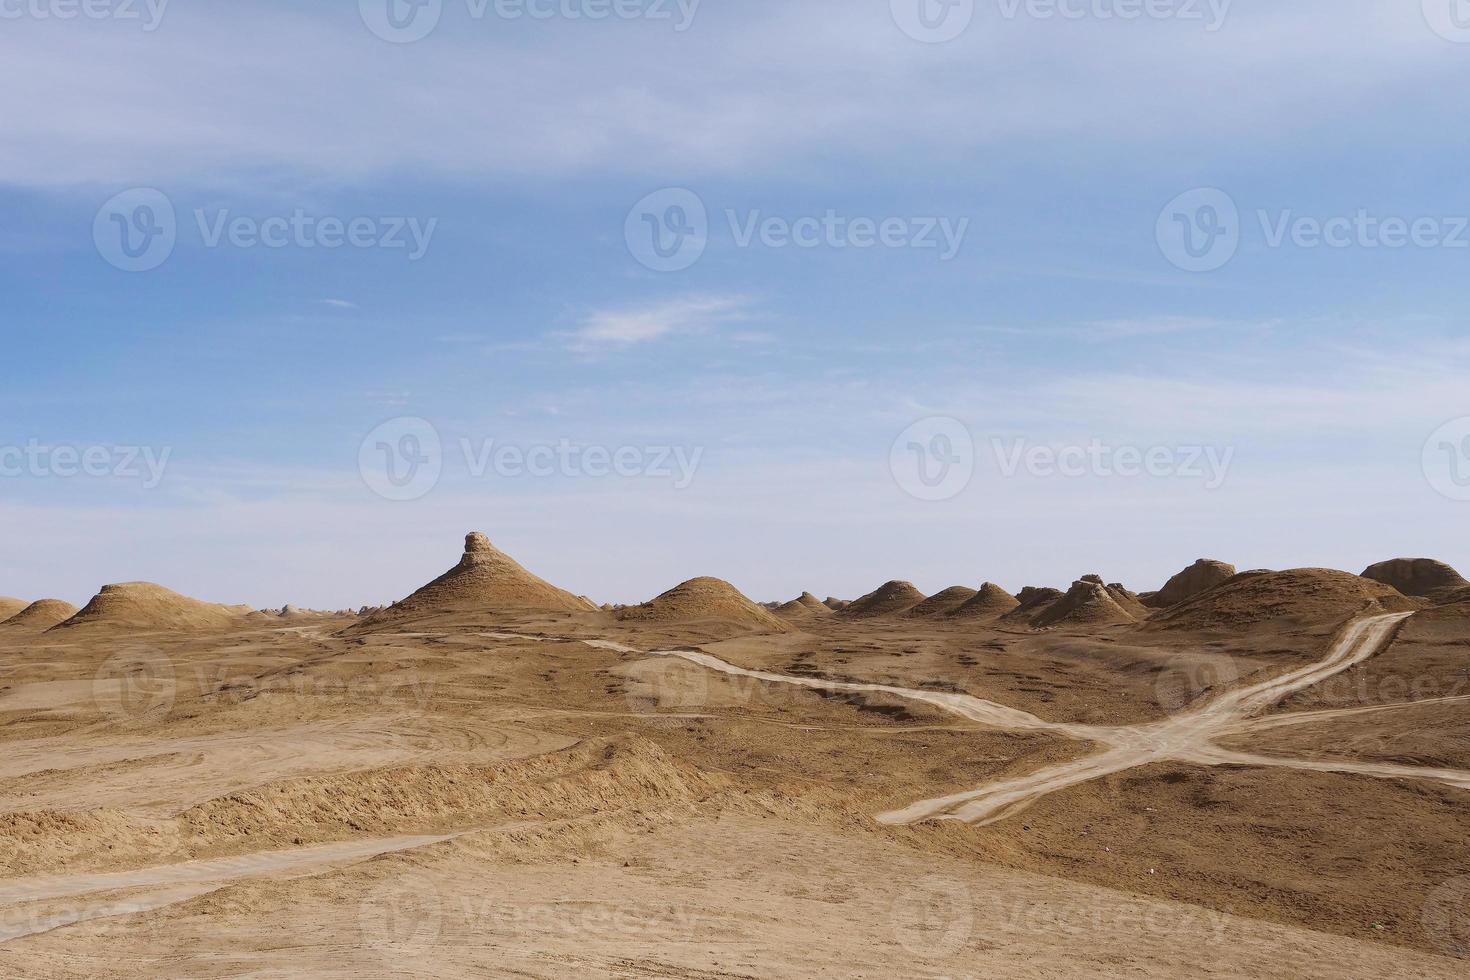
(3, 0, 1469, 608)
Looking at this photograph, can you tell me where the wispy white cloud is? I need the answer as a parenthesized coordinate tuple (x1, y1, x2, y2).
(566, 294, 754, 350)
(321, 298, 357, 309)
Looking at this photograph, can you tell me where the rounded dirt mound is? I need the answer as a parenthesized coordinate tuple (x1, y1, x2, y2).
(355, 533, 593, 630)
(844, 581, 926, 618)
(619, 577, 788, 633)
(54, 583, 246, 632)
(908, 586, 979, 617)
(1, 599, 80, 630)
(1145, 559, 1237, 608)
(0, 598, 26, 621)
(1361, 558, 1469, 602)
(1001, 587, 1064, 624)
(949, 582, 1020, 620)
(1147, 568, 1419, 632)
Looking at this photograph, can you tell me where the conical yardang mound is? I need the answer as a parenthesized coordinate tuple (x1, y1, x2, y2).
(619, 578, 788, 633)
(1361, 558, 1469, 603)
(908, 586, 979, 617)
(950, 582, 1020, 619)
(54, 583, 246, 632)
(775, 592, 833, 620)
(1002, 587, 1064, 624)
(844, 581, 925, 618)
(1148, 568, 1419, 632)
(2, 599, 80, 630)
(1145, 559, 1237, 608)
(1032, 578, 1139, 628)
(357, 533, 592, 629)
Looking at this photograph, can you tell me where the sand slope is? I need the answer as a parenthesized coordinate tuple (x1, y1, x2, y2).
(1033, 577, 1138, 628)
(0, 598, 27, 621)
(950, 582, 1021, 620)
(1146, 559, 1236, 608)
(53, 583, 245, 633)
(1148, 568, 1419, 632)
(619, 577, 788, 633)
(1, 599, 80, 630)
(1361, 558, 1469, 603)
(908, 586, 979, 617)
(844, 581, 926, 618)
(775, 592, 834, 620)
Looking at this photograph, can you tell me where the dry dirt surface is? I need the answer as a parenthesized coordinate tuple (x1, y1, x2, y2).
(2, 556, 1469, 976)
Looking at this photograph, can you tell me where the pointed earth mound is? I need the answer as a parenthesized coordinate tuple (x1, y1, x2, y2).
(950, 582, 1020, 620)
(908, 586, 979, 618)
(619, 577, 788, 633)
(1106, 583, 1152, 619)
(354, 533, 592, 631)
(1361, 558, 1469, 603)
(844, 581, 926, 618)
(1033, 578, 1139, 628)
(1144, 558, 1237, 609)
(1148, 568, 1420, 633)
(775, 592, 833, 620)
(2, 599, 80, 630)
(54, 583, 246, 633)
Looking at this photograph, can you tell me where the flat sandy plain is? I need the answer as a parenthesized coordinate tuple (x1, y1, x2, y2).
(0, 542, 1468, 978)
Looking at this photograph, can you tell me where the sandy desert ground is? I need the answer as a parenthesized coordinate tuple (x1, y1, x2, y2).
(0, 538, 1467, 978)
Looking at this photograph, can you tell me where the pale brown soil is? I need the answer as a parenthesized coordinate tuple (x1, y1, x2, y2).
(0, 581, 1466, 976)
